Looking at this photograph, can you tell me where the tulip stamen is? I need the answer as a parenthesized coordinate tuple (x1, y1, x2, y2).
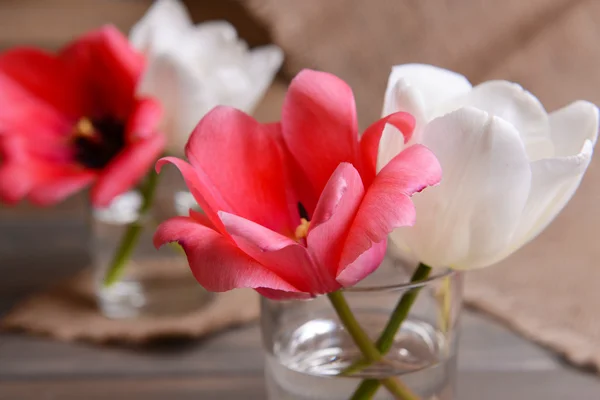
(74, 117, 97, 139)
(71, 116, 126, 170)
(295, 218, 311, 240)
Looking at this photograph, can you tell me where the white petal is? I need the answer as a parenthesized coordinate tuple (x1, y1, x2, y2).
(236, 45, 284, 113)
(389, 107, 532, 269)
(378, 64, 472, 172)
(129, 0, 192, 54)
(549, 100, 599, 157)
(505, 139, 595, 257)
(383, 64, 472, 120)
(437, 80, 553, 161)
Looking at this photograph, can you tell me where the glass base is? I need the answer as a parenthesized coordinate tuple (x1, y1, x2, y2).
(264, 311, 456, 400)
(95, 258, 213, 319)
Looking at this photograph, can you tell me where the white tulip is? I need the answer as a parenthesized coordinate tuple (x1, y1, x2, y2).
(380, 64, 598, 269)
(130, 0, 284, 155)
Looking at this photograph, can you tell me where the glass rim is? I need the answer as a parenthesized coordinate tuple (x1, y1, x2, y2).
(343, 267, 455, 293)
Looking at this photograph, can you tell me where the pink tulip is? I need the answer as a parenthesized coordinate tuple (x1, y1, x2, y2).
(154, 70, 441, 299)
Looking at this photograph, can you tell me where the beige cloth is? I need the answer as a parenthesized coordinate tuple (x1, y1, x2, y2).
(242, 0, 600, 371)
(243, 0, 600, 124)
(1, 269, 259, 344)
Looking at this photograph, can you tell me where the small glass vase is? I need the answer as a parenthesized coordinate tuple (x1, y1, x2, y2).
(92, 172, 212, 319)
(261, 259, 462, 400)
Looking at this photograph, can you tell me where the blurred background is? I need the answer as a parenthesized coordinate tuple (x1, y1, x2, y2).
(1, 0, 597, 123)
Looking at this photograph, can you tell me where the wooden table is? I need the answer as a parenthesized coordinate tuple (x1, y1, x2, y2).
(1, 205, 600, 399)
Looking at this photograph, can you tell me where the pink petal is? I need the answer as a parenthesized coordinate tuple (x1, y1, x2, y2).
(126, 97, 163, 141)
(339, 144, 442, 273)
(0, 49, 76, 134)
(60, 25, 144, 118)
(256, 288, 313, 300)
(281, 69, 359, 195)
(307, 163, 364, 279)
(156, 157, 232, 235)
(267, 122, 318, 223)
(185, 106, 293, 233)
(218, 211, 337, 294)
(336, 240, 387, 287)
(0, 135, 42, 204)
(91, 134, 165, 207)
(28, 169, 96, 206)
(154, 216, 302, 293)
(359, 112, 415, 186)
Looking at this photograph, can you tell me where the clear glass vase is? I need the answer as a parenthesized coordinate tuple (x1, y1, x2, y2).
(261, 259, 462, 400)
(92, 171, 212, 319)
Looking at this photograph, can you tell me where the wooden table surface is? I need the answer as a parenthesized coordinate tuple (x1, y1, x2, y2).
(1, 204, 600, 400)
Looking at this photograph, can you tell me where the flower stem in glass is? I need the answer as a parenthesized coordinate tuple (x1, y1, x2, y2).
(347, 263, 432, 399)
(102, 169, 160, 287)
(326, 291, 420, 400)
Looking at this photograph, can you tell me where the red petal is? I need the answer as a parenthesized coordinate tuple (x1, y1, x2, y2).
(359, 112, 415, 187)
(126, 97, 163, 141)
(60, 25, 144, 118)
(91, 134, 165, 207)
(307, 163, 364, 279)
(0, 135, 40, 204)
(281, 69, 359, 195)
(218, 211, 336, 294)
(154, 216, 302, 293)
(339, 144, 442, 274)
(29, 169, 96, 206)
(255, 288, 313, 300)
(267, 122, 318, 223)
(185, 106, 293, 233)
(156, 157, 232, 235)
(0, 49, 76, 135)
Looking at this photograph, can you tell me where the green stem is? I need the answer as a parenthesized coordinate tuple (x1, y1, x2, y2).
(327, 291, 420, 400)
(376, 263, 432, 352)
(346, 263, 432, 399)
(102, 170, 160, 287)
(349, 379, 380, 400)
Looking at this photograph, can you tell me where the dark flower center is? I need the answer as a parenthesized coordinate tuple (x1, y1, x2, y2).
(72, 117, 125, 169)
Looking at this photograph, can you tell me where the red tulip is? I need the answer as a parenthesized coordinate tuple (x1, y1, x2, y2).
(154, 70, 441, 299)
(0, 26, 165, 207)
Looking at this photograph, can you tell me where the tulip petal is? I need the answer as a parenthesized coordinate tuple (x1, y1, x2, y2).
(337, 240, 387, 287)
(219, 211, 333, 294)
(359, 112, 415, 186)
(308, 163, 365, 279)
(0, 135, 36, 204)
(185, 106, 293, 233)
(439, 81, 553, 161)
(339, 144, 441, 278)
(91, 134, 165, 207)
(0, 49, 77, 133)
(154, 216, 301, 293)
(242, 45, 284, 112)
(548, 100, 599, 157)
(61, 25, 144, 118)
(125, 97, 163, 141)
(282, 69, 359, 195)
(390, 107, 532, 269)
(28, 169, 96, 206)
(130, 0, 192, 53)
(255, 288, 312, 300)
(384, 64, 472, 121)
(483, 102, 598, 262)
(156, 157, 231, 234)
(506, 140, 595, 257)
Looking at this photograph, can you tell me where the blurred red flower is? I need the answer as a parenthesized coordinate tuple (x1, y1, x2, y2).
(0, 26, 165, 207)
